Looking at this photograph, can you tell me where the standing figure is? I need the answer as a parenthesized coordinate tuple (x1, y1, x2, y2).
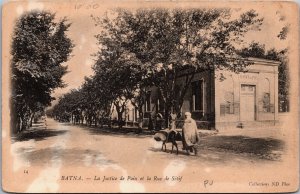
(148, 111, 156, 131)
(155, 113, 163, 131)
(182, 112, 199, 155)
(169, 112, 177, 130)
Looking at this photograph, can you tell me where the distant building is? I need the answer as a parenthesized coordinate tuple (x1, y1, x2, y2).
(117, 57, 280, 130)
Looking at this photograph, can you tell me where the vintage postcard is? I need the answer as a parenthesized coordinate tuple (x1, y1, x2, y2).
(2, 0, 299, 193)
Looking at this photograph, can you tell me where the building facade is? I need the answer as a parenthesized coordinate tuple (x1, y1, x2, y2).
(118, 57, 280, 130)
(214, 58, 279, 129)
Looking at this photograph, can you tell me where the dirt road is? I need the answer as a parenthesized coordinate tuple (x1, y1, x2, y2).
(7, 118, 287, 193)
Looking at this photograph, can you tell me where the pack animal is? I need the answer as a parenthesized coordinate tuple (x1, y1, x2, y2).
(154, 130, 182, 155)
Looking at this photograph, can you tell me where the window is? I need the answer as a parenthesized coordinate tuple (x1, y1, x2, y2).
(220, 102, 239, 116)
(220, 104, 226, 116)
(134, 108, 139, 121)
(225, 92, 234, 114)
(191, 80, 203, 111)
(145, 91, 151, 112)
(261, 78, 272, 113)
(226, 103, 234, 114)
(263, 93, 271, 112)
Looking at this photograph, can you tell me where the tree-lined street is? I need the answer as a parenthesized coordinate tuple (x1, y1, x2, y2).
(12, 118, 285, 169)
(4, 2, 298, 193)
(10, 11, 73, 134)
(10, 117, 286, 192)
(8, 10, 288, 192)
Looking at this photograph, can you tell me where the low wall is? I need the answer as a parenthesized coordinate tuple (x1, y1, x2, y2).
(215, 120, 280, 130)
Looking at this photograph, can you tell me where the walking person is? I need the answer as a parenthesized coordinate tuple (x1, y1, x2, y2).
(182, 112, 199, 155)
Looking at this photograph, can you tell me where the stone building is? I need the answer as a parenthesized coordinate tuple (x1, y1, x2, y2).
(214, 58, 280, 129)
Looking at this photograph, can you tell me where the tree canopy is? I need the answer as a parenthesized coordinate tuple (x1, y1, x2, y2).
(11, 11, 74, 134)
(92, 8, 264, 126)
(50, 8, 289, 130)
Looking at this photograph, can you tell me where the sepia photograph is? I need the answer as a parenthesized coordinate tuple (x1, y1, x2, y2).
(2, 0, 299, 193)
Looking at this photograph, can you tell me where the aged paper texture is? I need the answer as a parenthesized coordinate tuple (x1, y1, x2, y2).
(2, 0, 299, 193)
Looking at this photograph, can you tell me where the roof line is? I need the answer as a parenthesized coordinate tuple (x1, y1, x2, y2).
(246, 57, 281, 66)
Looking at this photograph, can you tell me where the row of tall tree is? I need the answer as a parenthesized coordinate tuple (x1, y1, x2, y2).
(47, 77, 113, 127)
(10, 11, 73, 134)
(49, 8, 289, 129)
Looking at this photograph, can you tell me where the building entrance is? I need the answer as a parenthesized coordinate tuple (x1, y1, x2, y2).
(240, 84, 256, 121)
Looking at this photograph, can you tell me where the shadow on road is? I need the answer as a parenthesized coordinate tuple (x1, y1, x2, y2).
(69, 124, 153, 139)
(149, 135, 285, 162)
(200, 135, 284, 155)
(13, 129, 68, 142)
(18, 147, 115, 167)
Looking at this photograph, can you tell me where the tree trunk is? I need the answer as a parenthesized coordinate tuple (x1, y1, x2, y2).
(12, 108, 22, 134)
(114, 101, 126, 129)
(94, 116, 98, 127)
(20, 117, 27, 132)
(84, 116, 87, 125)
(81, 112, 84, 124)
(148, 116, 153, 131)
(89, 115, 92, 127)
(14, 116, 21, 134)
(30, 112, 35, 127)
(138, 107, 143, 130)
(164, 105, 170, 129)
(117, 111, 124, 129)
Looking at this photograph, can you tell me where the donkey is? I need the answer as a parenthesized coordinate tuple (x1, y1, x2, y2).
(154, 129, 182, 155)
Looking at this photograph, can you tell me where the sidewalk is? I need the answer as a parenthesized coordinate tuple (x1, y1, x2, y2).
(83, 124, 283, 140)
(216, 126, 284, 139)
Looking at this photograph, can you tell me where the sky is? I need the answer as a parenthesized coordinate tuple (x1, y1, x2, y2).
(3, 0, 295, 103)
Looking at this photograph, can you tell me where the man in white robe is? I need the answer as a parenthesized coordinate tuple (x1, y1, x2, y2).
(182, 112, 199, 155)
